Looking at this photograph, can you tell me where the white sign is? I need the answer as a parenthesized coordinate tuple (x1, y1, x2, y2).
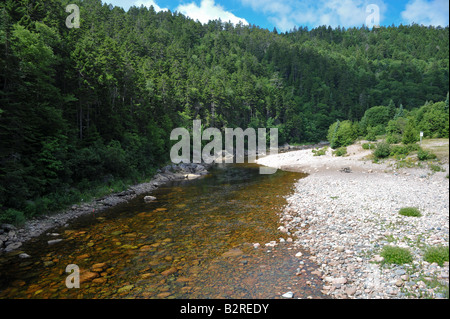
(420, 131, 424, 137)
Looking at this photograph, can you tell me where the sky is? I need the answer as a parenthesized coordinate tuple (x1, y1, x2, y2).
(102, 0, 450, 32)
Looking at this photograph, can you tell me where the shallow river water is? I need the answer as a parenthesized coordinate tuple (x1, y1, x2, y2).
(0, 163, 327, 299)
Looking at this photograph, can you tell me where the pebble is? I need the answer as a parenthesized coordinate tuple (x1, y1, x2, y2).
(47, 239, 63, 245)
(282, 291, 294, 298)
(346, 287, 357, 296)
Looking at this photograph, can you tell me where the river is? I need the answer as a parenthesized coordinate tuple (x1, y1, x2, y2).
(0, 162, 327, 299)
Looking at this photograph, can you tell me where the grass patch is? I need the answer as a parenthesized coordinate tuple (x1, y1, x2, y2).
(393, 157, 418, 169)
(417, 148, 437, 161)
(429, 163, 445, 172)
(420, 138, 449, 162)
(362, 142, 376, 150)
(423, 246, 449, 266)
(380, 245, 413, 265)
(398, 207, 422, 217)
(332, 147, 347, 157)
(373, 142, 391, 159)
(312, 146, 328, 156)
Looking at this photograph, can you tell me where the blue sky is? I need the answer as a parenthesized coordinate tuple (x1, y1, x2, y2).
(103, 0, 449, 31)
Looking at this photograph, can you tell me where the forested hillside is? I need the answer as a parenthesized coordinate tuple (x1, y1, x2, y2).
(0, 0, 448, 223)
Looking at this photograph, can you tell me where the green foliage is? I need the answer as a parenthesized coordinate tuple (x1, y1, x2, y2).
(402, 119, 420, 145)
(327, 120, 357, 148)
(380, 246, 413, 265)
(386, 134, 402, 144)
(362, 143, 376, 150)
(386, 117, 407, 144)
(398, 207, 422, 217)
(360, 106, 391, 133)
(429, 163, 444, 172)
(365, 126, 378, 141)
(417, 102, 449, 138)
(374, 142, 391, 159)
(390, 144, 420, 158)
(312, 146, 328, 156)
(393, 158, 418, 169)
(332, 147, 347, 157)
(417, 148, 437, 161)
(0, 208, 26, 225)
(423, 246, 449, 266)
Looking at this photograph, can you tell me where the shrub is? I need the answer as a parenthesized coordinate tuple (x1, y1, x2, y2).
(333, 147, 347, 157)
(365, 126, 378, 141)
(402, 120, 419, 145)
(399, 207, 422, 217)
(312, 146, 328, 156)
(390, 145, 410, 157)
(386, 117, 407, 138)
(429, 164, 444, 172)
(386, 133, 402, 144)
(417, 102, 449, 138)
(374, 142, 391, 159)
(394, 158, 417, 169)
(380, 245, 413, 265)
(423, 246, 449, 266)
(0, 208, 26, 225)
(362, 143, 376, 150)
(417, 148, 437, 161)
(327, 120, 357, 149)
(360, 106, 391, 130)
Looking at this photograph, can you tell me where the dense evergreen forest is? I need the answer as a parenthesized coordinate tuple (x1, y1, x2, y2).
(0, 0, 449, 223)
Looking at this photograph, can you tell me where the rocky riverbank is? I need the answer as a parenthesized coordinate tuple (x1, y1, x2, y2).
(257, 142, 449, 299)
(0, 163, 211, 254)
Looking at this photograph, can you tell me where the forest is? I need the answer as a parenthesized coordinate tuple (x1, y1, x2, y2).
(0, 0, 449, 223)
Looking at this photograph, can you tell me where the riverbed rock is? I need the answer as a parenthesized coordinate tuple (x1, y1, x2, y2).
(222, 248, 243, 258)
(186, 174, 202, 180)
(117, 284, 134, 294)
(340, 167, 352, 173)
(1, 224, 16, 232)
(91, 262, 108, 272)
(161, 267, 178, 276)
(5, 242, 22, 252)
(80, 271, 99, 283)
(345, 287, 357, 296)
(144, 196, 156, 202)
(48, 239, 63, 245)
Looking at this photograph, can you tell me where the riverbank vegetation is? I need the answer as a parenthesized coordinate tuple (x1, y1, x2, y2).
(327, 98, 449, 150)
(1, 0, 449, 224)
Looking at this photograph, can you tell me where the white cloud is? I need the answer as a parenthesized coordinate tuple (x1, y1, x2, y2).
(134, 0, 168, 12)
(401, 0, 449, 26)
(176, 0, 248, 25)
(241, 0, 387, 31)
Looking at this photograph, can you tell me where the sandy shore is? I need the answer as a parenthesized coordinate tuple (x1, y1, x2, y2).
(256, 141, 449, 299)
